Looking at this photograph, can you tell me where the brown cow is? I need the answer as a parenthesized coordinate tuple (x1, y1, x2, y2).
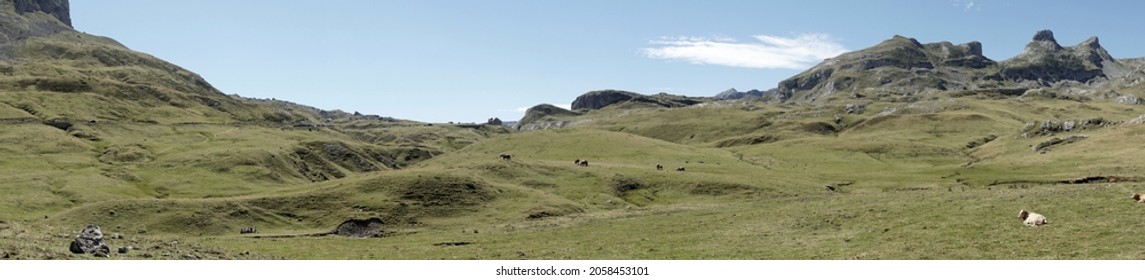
(500, 154, 512, 161)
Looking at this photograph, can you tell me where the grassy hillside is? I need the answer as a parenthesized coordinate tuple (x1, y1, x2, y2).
(8, 85, 1145, 259)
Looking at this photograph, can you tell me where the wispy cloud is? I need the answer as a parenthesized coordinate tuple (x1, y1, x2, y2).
(641, 33, 849, 69)
(951, 0, 981, 11)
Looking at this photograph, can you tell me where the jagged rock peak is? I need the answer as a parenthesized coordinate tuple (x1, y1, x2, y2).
(962, 41, 984, 57)
(1025, 29, 1063, 52)
(1032, 29, 1056, 42)
(1080, 36, 1101, 49)
(11, 0, 70, 27)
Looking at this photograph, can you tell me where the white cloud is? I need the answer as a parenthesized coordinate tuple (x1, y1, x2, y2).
(641, 33, 849, 69)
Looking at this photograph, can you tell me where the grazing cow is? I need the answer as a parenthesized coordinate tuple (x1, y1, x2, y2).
(575, 159, 581, 165)
(240, 227, 258, 234)
(656, 163, 663, 171)
(1017, 210, 1047, 227)
(676, 167, 685, 172)
(1133, 193, 1145, 203)
(500, 154, 512, 161)
(578, 160, 589, 167)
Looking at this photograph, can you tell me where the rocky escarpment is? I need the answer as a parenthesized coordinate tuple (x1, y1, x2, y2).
(12, 0, 70, 27)
(775, 30, 1140, 103)
(570, 90, 707, 110)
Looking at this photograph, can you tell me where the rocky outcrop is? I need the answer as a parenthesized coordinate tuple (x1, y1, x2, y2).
(12, 0, 71, 27)
(571, 90, 643, 110)
(68, 225, 110, 257)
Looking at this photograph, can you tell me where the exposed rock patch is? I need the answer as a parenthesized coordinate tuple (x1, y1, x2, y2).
(334, 218, 384, 238)
(1033, 135, 1087, 153)
(1020, 118, 1114, 138)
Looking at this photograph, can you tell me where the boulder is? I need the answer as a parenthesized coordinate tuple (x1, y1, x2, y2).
(68, 225, 110, 257)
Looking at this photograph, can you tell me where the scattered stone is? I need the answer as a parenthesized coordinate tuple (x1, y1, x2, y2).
(142, 252, 154, 258)
(68, 225, 110, 257)
(844, 104, 866, 114)
(117, 246, 130, 254)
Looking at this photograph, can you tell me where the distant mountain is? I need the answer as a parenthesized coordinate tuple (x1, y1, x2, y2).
(774, 29, 1145, 103)
(713, 88, 777, 100)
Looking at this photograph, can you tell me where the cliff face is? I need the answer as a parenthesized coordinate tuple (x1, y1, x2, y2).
(1, 0, 72, 46)
(12, 0, 70, 27)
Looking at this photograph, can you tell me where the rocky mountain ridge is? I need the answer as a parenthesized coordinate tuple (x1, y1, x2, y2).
(775, 29, 1145, 103)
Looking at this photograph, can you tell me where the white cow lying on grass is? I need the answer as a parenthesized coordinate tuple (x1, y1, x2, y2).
(1133, 193, 1145, 203)
(1018, 210, 1047, 227)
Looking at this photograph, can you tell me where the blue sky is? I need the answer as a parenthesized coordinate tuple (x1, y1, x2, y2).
(70, 0, 1145, 123)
